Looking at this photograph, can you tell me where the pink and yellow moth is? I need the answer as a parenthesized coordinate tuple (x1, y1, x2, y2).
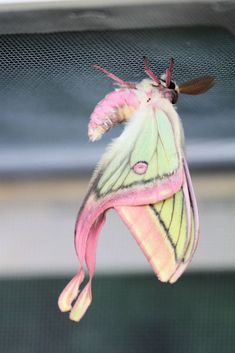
(58, 57, 214, 322)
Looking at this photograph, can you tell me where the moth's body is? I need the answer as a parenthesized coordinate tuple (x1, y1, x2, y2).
(58, 58, 214, 323)
(136, 77, 179, 104)
(88, 78, 180, 142)
(88, 78, 185, 204)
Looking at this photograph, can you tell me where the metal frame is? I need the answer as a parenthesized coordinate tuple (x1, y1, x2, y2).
(0, 1, 234, 35)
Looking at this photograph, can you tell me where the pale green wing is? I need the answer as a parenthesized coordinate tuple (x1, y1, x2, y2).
(152, 188, 189, 263)
(92, 106, 181, 198)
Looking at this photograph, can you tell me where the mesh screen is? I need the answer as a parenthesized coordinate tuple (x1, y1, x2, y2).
(0, 273, 234, 353)
(0, 26, 234, 150)
(0, 6, 235, 353)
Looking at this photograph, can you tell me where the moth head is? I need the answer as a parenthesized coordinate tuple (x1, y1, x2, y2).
(159, 73, 179, 104)
(91, 59, 215, 141)
(144, 57, 179, 104)
(144, 56, 215, 103)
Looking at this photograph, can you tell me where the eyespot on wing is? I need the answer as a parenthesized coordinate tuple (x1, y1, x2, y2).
(132, 161, 148, 175)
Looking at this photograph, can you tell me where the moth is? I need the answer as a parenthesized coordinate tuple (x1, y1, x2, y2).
(58, 57, 214, 322)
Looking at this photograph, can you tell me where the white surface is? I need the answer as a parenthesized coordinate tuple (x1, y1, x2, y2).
(0, 174, 235, 276)
(0, 0, 223, 11)
(1, 139, 235, 174)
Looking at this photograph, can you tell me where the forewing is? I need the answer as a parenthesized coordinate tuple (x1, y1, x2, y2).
(90, 105, 183, 204)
